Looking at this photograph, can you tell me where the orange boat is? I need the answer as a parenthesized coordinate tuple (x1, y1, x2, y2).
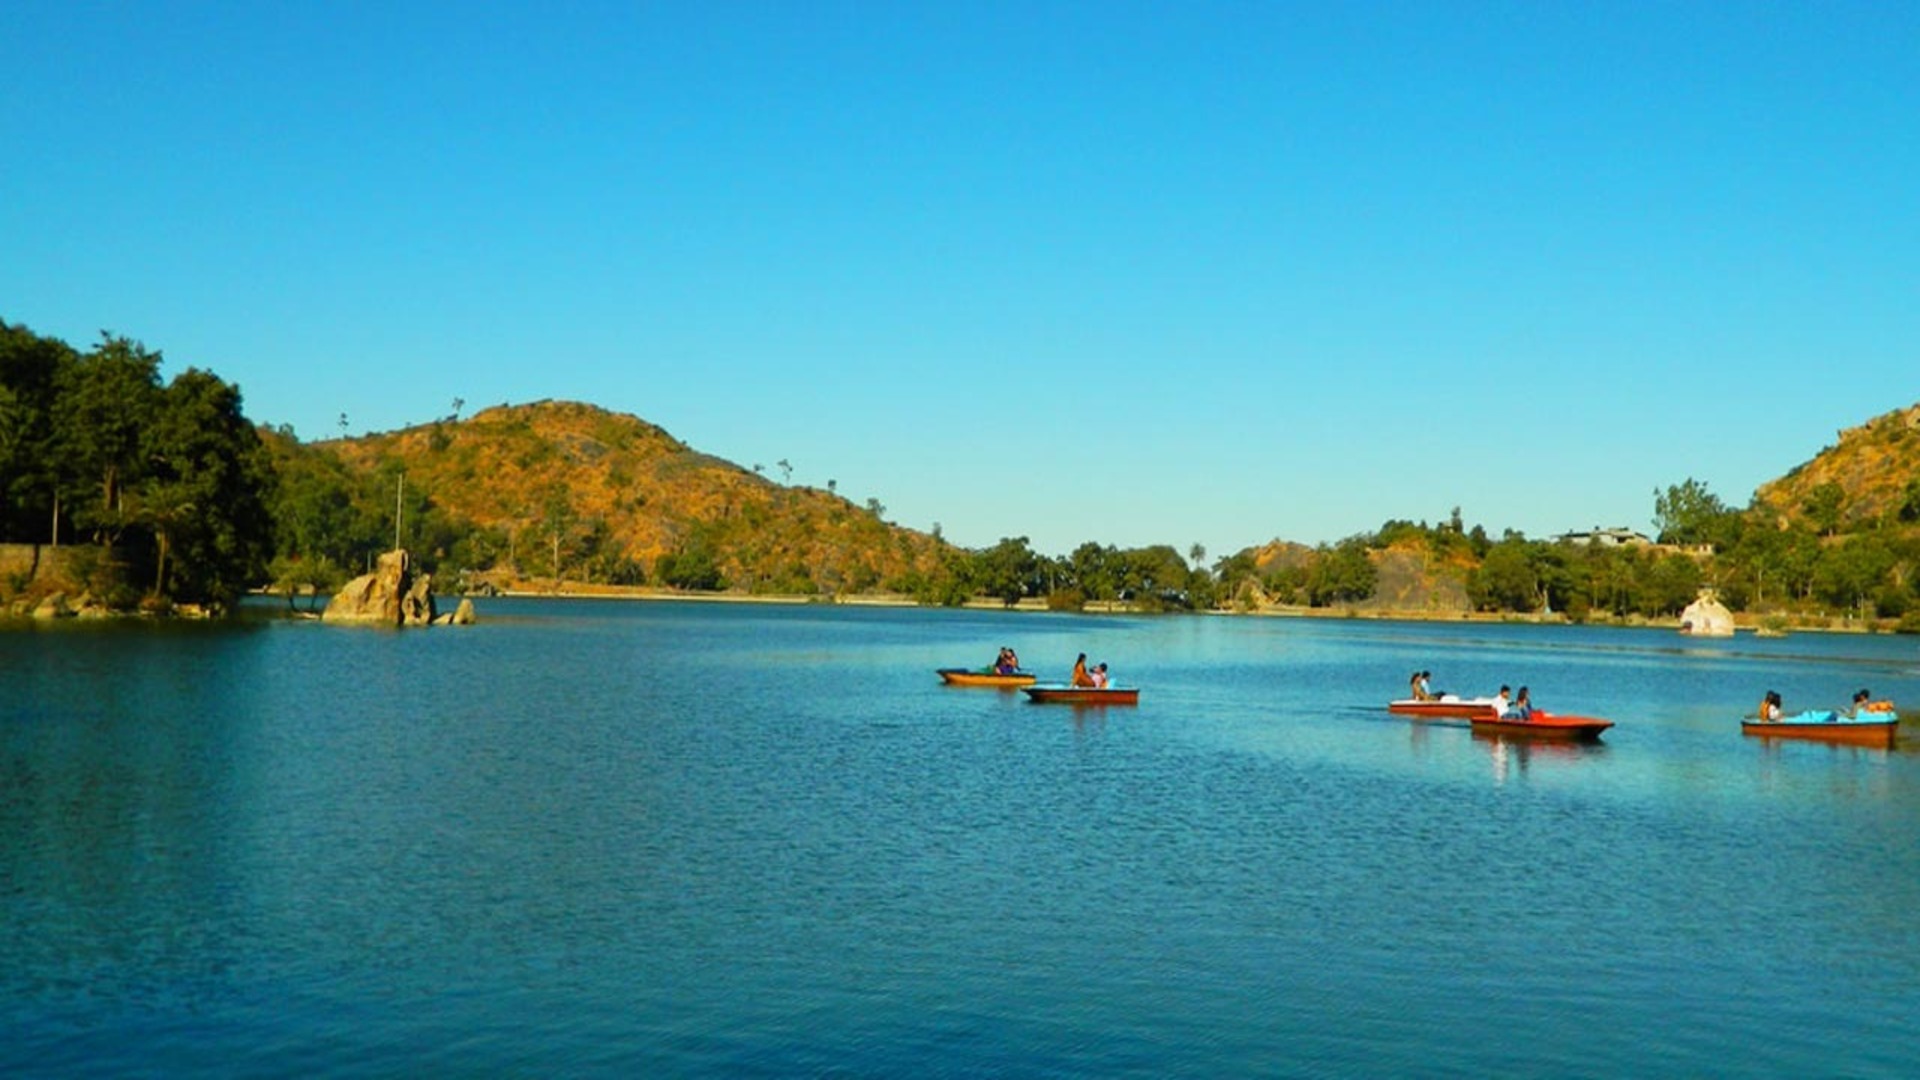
(1468, 711, 1613, 741)
(938, 668, 1037, 688)
(1022, 685, 1140, 705)
(1741, 710, 1898, 748)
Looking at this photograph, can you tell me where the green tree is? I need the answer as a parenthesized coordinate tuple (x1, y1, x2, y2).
(1813, 535, 1895, 615)
(132, 368, 277, 606)
(1472, 539, 1538, 612)
(1654, 478, 1744, 550)
(1640, 553, 1705, 617)
(52, 334, 162, 545)
(0, 320, 75, 541)
(1801, 482, 1847, 537)
(1306, 538, 1376, 606)
(974, 536, 1039, 606)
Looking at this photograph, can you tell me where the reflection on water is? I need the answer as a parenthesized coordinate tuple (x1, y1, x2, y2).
(3, 603, 1919, 1077)
(1475, 730, 1611, 785)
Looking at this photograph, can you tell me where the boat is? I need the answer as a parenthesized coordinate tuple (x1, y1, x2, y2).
(1468, 711, 1614, 741)
(1387, 695, 1501, 719)
(1741, 710, 1899, 747)
(1022, 684, 1140, 705)
(937, 667, 1037, 688)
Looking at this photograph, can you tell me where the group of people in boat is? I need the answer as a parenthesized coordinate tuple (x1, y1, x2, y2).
(1755, 688, 1890, 722)
(988, 647, 1114, 688)
(1491, 684, 1534, 721)
(1070, 652, 1112, 689)
(1409, 671, 1536, 720)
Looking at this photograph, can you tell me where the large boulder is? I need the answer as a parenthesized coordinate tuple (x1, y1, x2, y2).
(31, 592, 73, 619)
(323, 550, 439, 626)
(1679, 590, 1735, 637)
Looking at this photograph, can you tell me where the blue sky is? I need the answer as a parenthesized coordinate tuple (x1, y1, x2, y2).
(4, 2, 1915, 560)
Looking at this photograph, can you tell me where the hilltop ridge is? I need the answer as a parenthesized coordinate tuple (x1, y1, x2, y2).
(288, 399, 953, 595)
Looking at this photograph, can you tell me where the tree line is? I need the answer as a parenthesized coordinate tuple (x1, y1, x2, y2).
(8, 317, 1919, 625)
(1, 321, 274, 609)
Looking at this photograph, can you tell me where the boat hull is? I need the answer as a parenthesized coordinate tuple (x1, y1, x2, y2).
(1023, 685, 1140, 705)
(1469, 712, 1613, 741)
(1742, 711, 1898, 747)
(938, 668, 1037, 688)
(1388, 697, 1499, 719)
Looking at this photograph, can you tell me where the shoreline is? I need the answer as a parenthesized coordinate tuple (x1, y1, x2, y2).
(465, 584, 1895, 634)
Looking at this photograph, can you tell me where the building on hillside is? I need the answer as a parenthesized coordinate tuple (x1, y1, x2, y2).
(1554, 526, 1653, 547)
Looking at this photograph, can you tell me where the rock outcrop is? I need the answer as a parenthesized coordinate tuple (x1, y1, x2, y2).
(323, 549, 447, 626)
(1679, 590, 1735, 637)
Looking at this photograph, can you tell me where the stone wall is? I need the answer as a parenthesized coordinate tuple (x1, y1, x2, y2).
(0, 543, 80, 589)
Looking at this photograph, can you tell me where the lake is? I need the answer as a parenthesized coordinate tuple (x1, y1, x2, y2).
(4, 600, 1918, 1077)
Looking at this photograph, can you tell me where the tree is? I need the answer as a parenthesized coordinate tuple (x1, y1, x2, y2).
(51, 335, 162, 544)
(0, 322, 74, 542)
(1654, 478, 1737, 548)
(1472, 539, 1538, 612)
(1640, 553, 1704, 616)
(541, 483, 576, 580)
(1306, 538, 1376, 606)
(1813, 535, 1895, 615)
(1802, 482, 1847, 537)
(133, 368, 277, 606)
(1898, 478, 1920, 523)
(974, 536, 1039, 606)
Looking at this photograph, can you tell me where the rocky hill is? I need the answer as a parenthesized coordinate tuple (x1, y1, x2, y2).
(311, 400, 952, 593)
(1752, 403, 1920, 528)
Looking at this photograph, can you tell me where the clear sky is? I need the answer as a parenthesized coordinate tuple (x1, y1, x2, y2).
(4, 2, 1915, 560)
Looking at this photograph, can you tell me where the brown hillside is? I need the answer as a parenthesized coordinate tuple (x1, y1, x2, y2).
(1752, 403, 1920, 527)
(319, 400, 951, 590)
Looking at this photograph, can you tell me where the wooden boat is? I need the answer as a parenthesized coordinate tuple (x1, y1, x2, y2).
(1388, 696, 1500, 719)
(937, 667, 1037, 688)
(1741, 710, 1899, 748)
(1022, 684, 1140, 705)
(1468, 711, 1613, 741)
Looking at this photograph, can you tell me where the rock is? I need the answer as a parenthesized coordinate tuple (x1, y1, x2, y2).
(450, 598, 476, 625)
(401, 571, 435, 626)
(31, 592, 72, 619)
(323, 550, 439, 626)
(1679, 590, 1735, 637)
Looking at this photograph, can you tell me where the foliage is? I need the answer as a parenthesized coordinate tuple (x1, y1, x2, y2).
(1, 322, 276, 608)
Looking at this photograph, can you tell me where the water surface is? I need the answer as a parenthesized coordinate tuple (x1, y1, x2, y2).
(4, 602, 1917, 1076)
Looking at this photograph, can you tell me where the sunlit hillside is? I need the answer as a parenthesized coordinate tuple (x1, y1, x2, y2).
(1752, 403, 1920, 529)
(311, 400, 954, 593)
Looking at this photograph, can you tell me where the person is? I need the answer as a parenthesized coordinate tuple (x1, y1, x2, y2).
(1844, 688, 1871, 718)
(1410, 670, 1435, 702)
(1490, 685, 1512, 718)
(1506, 685, 1534, 720)
(1090, 662, 1110, 689)
(994, 647, 1021, 675)
(1757, 690, 1782, 722)
(1070, 652, 1095, 688)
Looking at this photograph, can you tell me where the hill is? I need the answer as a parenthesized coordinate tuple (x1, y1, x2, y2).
(290, 400, 953, 595)
(1751, 403, 1920, 529)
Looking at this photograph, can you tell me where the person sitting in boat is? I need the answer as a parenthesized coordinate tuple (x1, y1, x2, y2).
(1504, 686, 1534, 720)
(1490, 685, 1512, 717)
(1090, 662, 1110, 689)
(1758, 690, 1783, 722)
(1071, 653, 1096, 688)
(993, 647, 1021, 675)
(1843, 688, 1871, 717)
(1410, 670, 1436, 702)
